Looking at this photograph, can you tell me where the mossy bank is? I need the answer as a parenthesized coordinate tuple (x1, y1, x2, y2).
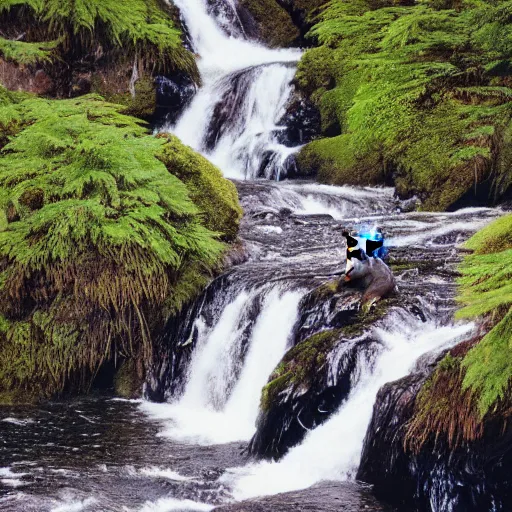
(0, 88, 241, 403)
(0, 0, 199, 118)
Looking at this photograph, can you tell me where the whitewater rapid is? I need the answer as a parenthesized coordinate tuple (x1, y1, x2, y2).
(142, 287, 304, 445)
(222, 314, 474, 499)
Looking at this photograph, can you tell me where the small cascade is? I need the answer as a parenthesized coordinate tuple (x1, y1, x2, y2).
(142, 286, 304, 445)
(222, 312, 475, 499)
(163, 0, 303, 179)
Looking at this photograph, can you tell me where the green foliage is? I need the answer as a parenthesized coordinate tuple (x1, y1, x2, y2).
(0, 90, 239, 399)
(239, 0, 299, 47)
(454, 215, 512, 416)
(156, 134, 242, 242)
(297, 0, 512, 209)
(462, 310, 512, 416)
(261, 329, 342, 411)
(0, 36, 59, 65)
(463, 213, 512, 254)
(0, 0, 197, 77)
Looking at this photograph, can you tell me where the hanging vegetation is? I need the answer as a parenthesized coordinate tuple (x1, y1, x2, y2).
(405, 214, 512, 452)
(296, 0, 512, 210)
(0, 89, 240, 402)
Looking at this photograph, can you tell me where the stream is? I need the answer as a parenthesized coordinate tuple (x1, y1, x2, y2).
(0, 1, 504, 511)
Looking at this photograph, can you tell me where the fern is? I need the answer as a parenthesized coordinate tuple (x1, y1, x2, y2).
(297, 0, 512, 209)
(455, 215, 512, 416)
(0, 90, 240, 398)
(0, 0, 198, 77)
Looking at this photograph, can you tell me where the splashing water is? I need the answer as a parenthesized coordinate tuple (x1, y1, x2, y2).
(141, 287, 304, 445)
(221, 313, 475, 500)
(163, 0, 302, 179)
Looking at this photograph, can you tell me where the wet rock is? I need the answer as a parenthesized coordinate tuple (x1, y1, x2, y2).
(357, 348, 512, 512)
(276, 91, 321, 149)
(247, 282, 389, 459)
(248, 328, 382, 459)
(153, 73, 197, 127)
(237, 0, 300, 47)
(214, 481, 392, 511)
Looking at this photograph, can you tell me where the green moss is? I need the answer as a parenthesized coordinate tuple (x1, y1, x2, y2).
(239, 0, 299, 47)
(114, 359, 143, 398)
(94, 76, 157, 119)
(0, 89, 240, 400)
(296, 0, 512, 209)
(156, 134, 242, 242)
(0, 36, 59, 65)
(298, 133, 385, 186)
(0, 0, 198, 79)
(463, 214, 512, 255)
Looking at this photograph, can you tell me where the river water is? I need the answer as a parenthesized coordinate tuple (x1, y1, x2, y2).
(0, 1, 504, 511)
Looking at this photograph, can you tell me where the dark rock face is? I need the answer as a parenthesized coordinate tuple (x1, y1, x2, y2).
(276, 0, 328, 45)
(153, 73, 197, 127)
(0, 58, 55, 95)
(357, 352, 512, 512)
(276, 92, 321, 149)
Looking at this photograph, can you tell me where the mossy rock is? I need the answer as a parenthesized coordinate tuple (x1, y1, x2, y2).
(262, 296, 389, 412)
(157, 134, 242, 242)
(262, 329, 343, 411)
(92, 75, 157, 120)
(114, 359, 144, 399)
(0, 90, 240, 401)
(295, 0, 512, 209)
(0, 390, 40, 406)
(297, 134, 386, 186)
(239, 0, 300, 47)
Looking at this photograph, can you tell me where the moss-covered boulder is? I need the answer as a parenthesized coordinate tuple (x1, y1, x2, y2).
(156, 134, 242, 242)
(0, 0, 199, 118)
(239, 0, 300, 47)
(0, 90, 240, 403)
(248, 279, 391, 459)
(114, 359, 144, 399)
(295, 0, 512, 210)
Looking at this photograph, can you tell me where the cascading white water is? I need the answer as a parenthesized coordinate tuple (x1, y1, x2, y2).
(141, 287, 304, 445)
(164, 0, 302, 179)
(221, 313, 475, 499)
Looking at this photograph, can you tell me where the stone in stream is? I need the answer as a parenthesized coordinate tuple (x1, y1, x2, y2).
(357, 343, 512, 512)
(247, 279, 395, 459)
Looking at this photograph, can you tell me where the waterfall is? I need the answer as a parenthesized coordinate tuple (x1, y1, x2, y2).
(142, 286, 304, 445)
(163, 0, 302, 179)
(222, 314, 475, 499)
